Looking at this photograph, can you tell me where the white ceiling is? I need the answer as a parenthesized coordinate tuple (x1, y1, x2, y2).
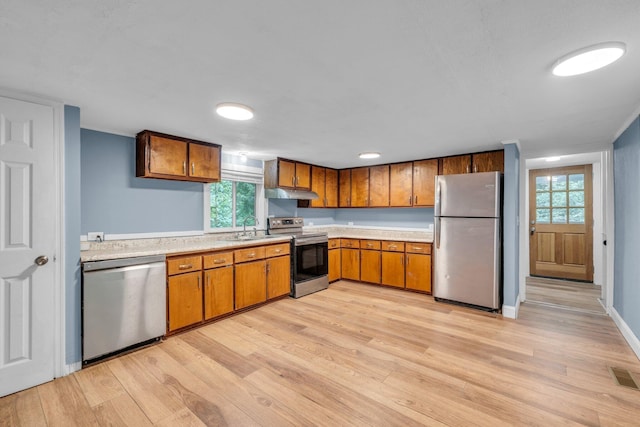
(1, 1, 639, 168)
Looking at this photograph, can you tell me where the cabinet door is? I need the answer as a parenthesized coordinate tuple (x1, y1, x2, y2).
(204, 266, 234, 320)
(341, 248, 360, 281)
(310, 166, 326, 208)
(189, 143, 221, 181)
(339, 169, 352, 207)
(325, 168, 339, 208)
(360, 250, 381, 284)
(295, 163, 311, 189)
(405, 253, 431, 293)
(413, 159, 438, 207)
(148, 135, 188, 177)
(168, 272, 203, 331)
(440, 155, 471, 175)
(472, 151, 504, 173)
(381, 252, 405, 288)
(390, 162, 413, 207)
(278, 159, 296, 188)
(369, 165, 389, 207)
(351, 167, 370, 207)
(328, 248, 341, 282)
(267, 256, 291, 299)
(235, 260, 267, 309)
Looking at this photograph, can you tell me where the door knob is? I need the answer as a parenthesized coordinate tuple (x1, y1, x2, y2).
(530, 227, 536, 235)
(34, 255, 49, 266)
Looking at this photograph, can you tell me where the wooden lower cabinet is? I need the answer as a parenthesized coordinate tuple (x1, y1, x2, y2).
(381, 252, 405, 288)
(328, 248, 341, 282)
(235, 260, 267, 310)
(168, 271, 203, 332)
(204, 266, 234, 320)
(360, 249, 381, 284)
(267, 255, 291, 299)
(405, 253, 431, 293)
(341, 248, 360, 281)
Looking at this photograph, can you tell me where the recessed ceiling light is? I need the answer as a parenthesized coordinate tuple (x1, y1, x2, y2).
(545, 156, 561, 162)
(359, 152, 381, 159)
(216, 102, 254, 120)
(552, 42, 626, 77)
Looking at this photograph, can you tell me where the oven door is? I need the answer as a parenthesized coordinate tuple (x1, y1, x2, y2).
(294, 241, 328, 283)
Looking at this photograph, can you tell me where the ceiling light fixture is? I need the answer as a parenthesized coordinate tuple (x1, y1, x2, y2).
(552, 42, 626, 76)
(359, 152, 381, 159)
(216, 102, 254, 120)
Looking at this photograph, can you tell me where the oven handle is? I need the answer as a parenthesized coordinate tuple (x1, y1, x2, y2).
(294, 237, 329, 246)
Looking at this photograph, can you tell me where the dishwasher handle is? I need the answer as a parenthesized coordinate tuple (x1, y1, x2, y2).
(82, 254, 166, 272)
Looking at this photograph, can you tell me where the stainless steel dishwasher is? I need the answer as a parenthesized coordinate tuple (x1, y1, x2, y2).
(82, 254, 166, 364)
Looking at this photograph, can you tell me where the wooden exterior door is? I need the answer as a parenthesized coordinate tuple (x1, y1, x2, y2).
(529, 165, 593, 281)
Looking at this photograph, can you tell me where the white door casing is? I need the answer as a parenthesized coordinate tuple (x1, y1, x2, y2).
(0, 96, 57, 396)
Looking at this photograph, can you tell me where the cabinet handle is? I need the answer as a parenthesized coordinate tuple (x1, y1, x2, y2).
(412, 246, 423, 251)
(474, 164, 478, 173)
(197, 275, 201, 290)
(402, 255, 405, 265)
(409, 196, 412, 205)
(213, 259, 226, 264)
(247, 252, 256, 258)
(467, 165, 470, 173)
(266, 262, 270, 274)
(367, 243, 373, 248)
(274, 248, 282, 253)
(389, 245, 397, 250)
(192, 162, 195, 174)
(206, 274, 210, 289)
(178, 264, 193, 270)
(415, 195, 418, 204)
(292, 176, 296, 186)
(183, 161, 186, 174)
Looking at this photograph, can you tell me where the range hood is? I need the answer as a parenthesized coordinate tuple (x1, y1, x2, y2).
(265, 188, 319, 200)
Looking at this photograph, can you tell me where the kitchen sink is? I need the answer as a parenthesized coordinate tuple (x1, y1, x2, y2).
(224, 234, 285, 242)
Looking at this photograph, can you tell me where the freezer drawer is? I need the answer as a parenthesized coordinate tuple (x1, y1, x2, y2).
(433, 217, 501, 309)
(82, 256, 166, 362)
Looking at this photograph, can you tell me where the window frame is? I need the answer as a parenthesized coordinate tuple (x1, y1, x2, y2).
(203, 163, 265, 233)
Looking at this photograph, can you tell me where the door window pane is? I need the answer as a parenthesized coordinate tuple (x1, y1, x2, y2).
(552, 208, 567, 223)
(552, 192, 567, 207)
(536, 192, 550, 207)
(568, 191, 584, 207)
(568, 174, 584, 190)
(551, 175, 567, 191)
(536, 176, 550, 191)
(569, 208, 585, 224)
(536, 208, 550, 223)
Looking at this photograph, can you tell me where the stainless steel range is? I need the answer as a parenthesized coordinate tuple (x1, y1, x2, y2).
(267, 217, 329, 298)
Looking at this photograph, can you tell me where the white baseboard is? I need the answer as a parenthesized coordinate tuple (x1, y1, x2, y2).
(610, 308, 640, 361)
(502, 295, 520, 319)
(63, 361, 82, 376)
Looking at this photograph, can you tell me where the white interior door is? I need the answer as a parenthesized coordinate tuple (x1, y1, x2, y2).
(0, 96, 57, 397)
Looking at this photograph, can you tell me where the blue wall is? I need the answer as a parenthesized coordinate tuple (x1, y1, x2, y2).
(64, 106, 82, 364)
(81, 129, 204, 235)
(502, 143, 520, 309)
(613, 116, 640, 339)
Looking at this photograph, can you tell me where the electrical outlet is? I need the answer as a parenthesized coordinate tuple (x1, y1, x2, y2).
(88, 232, 104, 242)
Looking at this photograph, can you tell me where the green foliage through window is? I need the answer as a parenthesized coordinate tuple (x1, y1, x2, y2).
(209, 180, 257, 229)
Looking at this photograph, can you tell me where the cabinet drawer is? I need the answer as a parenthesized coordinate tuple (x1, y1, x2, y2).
(360, 240, 381, 250)
(406, 243, 431, 254)
(167, 255, 202, 275)
(328, 238, 340, 249)
(235, 246, 266, 263)
(266, 243, 290, 258)
(381, 241, 405, 252)
(203, 251, 234, 269)
(341, 238, 360, 248)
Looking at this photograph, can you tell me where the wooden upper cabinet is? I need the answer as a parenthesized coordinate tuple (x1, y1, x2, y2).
(339, 169, 352, 207)
(325, 168, 338, 208)
(265, 158, 311, 190)
(413, 159, 438, 206)
(136, 130, 221, 183)
(390, 162, 413, 207)
(351, 167, 370, 207)
(369, 165, 390, 207)
(439, 154, 472, 175)
(310, 166, 326, 208)
(472, 150, 504, 173)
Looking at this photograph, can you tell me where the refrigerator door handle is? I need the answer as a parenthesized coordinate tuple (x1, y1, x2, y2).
(434, 178, 441, 217)
(435, 217, 441, 249)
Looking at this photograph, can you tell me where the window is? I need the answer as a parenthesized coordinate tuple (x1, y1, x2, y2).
(535, 173, 585, 224)
(204, 161, 265, 232)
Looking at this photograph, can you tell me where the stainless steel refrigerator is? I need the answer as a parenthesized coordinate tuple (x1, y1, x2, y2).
(433, 171, 502, 310)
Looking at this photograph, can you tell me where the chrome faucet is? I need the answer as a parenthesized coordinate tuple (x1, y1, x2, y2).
(242, 216, 259, 236)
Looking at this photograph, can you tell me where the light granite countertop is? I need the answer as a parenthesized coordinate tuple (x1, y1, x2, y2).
(80, 225, 434, 262)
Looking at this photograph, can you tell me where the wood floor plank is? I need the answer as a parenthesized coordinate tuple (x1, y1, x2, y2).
(92, 394, 153, 427)
(37, 375, 99, 426)
(0, 387, 46, 427)
(74, 362, 126, 407)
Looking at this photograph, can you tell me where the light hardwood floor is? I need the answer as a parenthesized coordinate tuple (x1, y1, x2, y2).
(2, 280, 639, 426)
(526, 276, 605, 315)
